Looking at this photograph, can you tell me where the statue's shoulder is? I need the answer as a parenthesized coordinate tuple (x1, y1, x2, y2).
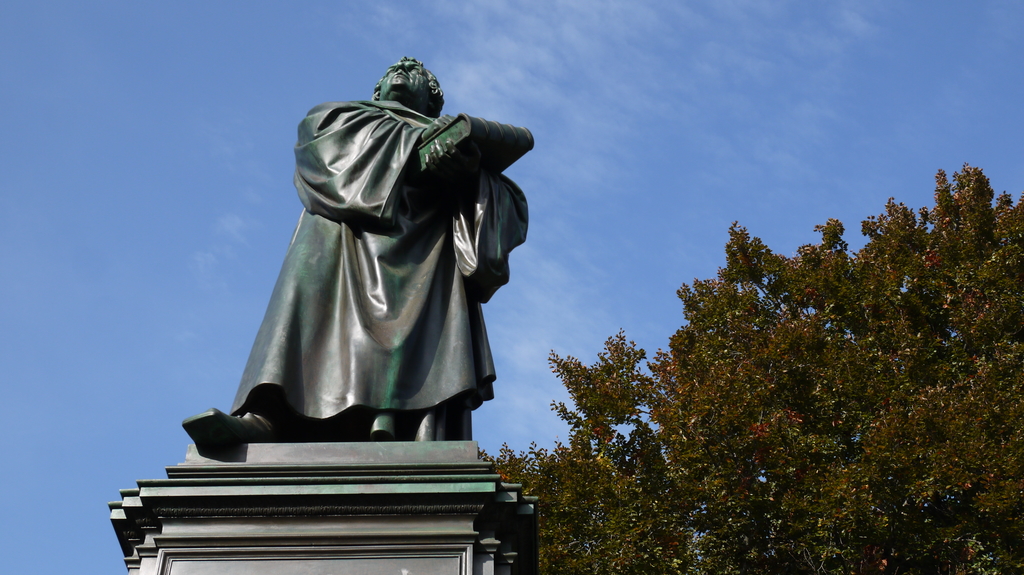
(297, 102, 388, 142)
(303, 100, 377, 118)
(301, 100, 428, 125)
(357, 100, 433, 126)
(304, 100, 425, 115)
(298, 101, 429, 142)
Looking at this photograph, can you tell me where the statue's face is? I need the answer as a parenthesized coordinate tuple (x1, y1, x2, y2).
(377, 60, 431, 115)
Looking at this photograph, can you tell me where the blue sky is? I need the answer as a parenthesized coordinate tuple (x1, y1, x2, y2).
(2, 1, 1023, 572)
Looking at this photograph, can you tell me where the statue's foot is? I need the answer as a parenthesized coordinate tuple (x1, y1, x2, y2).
(370, 411, 395, 441)
(182, 408, 276, 447)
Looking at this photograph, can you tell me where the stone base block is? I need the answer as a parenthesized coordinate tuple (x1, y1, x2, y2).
(109, 442, 537, 575)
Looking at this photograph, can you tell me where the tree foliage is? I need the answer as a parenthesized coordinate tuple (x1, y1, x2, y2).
(493, 166, 1024, 574)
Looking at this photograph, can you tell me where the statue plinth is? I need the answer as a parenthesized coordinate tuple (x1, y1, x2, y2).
(109, 442, 537, 575)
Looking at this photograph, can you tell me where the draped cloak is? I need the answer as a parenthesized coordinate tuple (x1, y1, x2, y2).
(231, 101, 528, 422)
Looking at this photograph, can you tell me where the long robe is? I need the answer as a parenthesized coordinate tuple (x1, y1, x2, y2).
(231, 100, 528, 423)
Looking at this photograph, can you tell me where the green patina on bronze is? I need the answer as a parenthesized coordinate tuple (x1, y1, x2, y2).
(184, 57, 530, 446)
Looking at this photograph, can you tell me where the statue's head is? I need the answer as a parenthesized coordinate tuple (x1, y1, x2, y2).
(373, 57, 444, 118)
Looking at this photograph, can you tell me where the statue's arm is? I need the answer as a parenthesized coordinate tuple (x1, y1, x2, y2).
(422, 139, 482, 183)
(294, 102, 423, 225)
(420, 114, 457, 143)
(452, 172, 528, 303)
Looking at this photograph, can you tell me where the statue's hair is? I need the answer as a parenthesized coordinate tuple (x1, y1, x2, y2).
(372, 57, 444, 118)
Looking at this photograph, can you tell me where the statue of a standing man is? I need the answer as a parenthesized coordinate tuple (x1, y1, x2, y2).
(183, 57, 529, 446)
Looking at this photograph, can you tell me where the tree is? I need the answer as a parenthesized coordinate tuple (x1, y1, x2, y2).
(493, 166, 1024, 574)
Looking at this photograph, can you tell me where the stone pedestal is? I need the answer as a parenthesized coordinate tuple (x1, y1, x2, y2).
(109, 442, 537, 575)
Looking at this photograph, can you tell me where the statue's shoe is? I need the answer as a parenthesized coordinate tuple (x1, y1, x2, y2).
(182, 408, 276, 447)
(370, 411, 396, 441)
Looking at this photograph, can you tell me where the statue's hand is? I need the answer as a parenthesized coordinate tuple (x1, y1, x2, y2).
(421, 114, 456, 142)
(425, 139, 481, 183)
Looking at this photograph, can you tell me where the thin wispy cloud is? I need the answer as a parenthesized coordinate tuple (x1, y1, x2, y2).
(216, 213, 257, 245)
(189, 250, 225, 291)
(189, 213, 259, 291)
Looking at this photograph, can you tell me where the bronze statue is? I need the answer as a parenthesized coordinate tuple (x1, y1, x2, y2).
(183, 57, 529, 446)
